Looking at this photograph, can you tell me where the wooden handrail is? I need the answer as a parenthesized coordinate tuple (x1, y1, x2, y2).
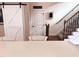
(65, 11, 79, 23)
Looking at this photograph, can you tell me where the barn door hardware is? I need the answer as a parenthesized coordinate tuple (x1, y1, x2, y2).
(0, 2, 27, 8)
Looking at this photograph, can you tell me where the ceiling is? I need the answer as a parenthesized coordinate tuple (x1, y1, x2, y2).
(29, 2, 60, 9)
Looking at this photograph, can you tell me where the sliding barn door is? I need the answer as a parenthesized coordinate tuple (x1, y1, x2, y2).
(2, 5, 23, 41)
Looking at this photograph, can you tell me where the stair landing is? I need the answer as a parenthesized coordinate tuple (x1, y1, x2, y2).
(47, 36, 64, 41)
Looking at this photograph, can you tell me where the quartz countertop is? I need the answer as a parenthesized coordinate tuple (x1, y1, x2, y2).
(0, 41, 79, 57)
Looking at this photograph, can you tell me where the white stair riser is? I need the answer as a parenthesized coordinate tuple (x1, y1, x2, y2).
(68, 35, 75, 39)
(68, 35, 79, 39)
(69, 38, 79, 45)
(67, 29, 79, 45)
(72, 32, 79, 36)
(68, 34, 79, 39)
(76, 28, 79, 32)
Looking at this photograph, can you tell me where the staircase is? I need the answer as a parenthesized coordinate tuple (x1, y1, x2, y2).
(47, 4, 79, 42)
(47, 11, 79, 41)
(64, 11, 79, 45)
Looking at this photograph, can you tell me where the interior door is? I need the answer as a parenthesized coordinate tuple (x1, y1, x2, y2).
(30, 10, 46, 36)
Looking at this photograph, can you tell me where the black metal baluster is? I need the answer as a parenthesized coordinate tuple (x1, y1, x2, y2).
(73, 16, 75, 31)
(76, 12, 78, 28)
(63, 11, 79, 39)
(78, 11, 79, 28)
(71, 17, 73, 33)
(74, 16, 76, 30)
(63, 20, 66, 39)
(69, 18, 71, 34)
(65, 22, 67, 38)
(68, 21, 70, 35)
(75, 13, 77, 28)
(72, 16, 74, 32)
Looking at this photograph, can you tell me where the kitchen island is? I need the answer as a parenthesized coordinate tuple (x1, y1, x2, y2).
(0, 41, 79, 57)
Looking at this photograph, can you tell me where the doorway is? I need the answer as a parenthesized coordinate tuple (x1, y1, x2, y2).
(30, 10, 46, 36)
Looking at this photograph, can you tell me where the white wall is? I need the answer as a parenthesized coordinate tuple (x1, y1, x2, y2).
(29, 3, 57, 36)
(44, 2, 79, 35)
(2, 5, 24, 40)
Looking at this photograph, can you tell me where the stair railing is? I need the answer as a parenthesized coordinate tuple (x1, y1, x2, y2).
(63, 11, 79, 39)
